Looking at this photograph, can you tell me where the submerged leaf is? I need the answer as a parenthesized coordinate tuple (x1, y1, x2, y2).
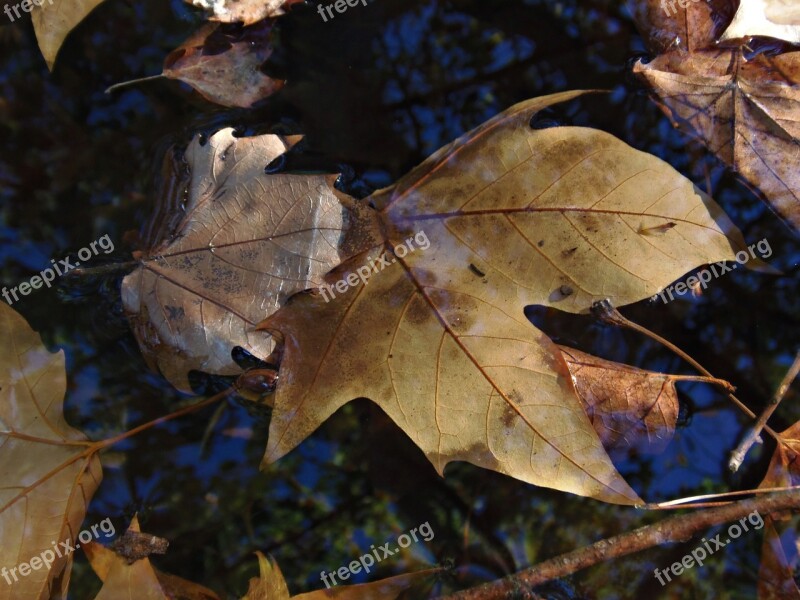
(121, 128, 381, 392)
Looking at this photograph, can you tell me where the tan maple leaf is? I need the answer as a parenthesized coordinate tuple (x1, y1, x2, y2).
(256, 90, 751, 504)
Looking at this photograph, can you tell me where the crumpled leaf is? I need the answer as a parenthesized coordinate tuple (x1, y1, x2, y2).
(162, 22, 284, 108)
(721, 0, 800, 43)
(629, 0, 736, 53)
(188, 0, 303, 25)
(121, 127, 381, 392)
(242, 551, 438, 600)
(31, 0, 106, 70)
(559, 346, 680, 455)
(257, 90, 750, 505)
(0, 302, 103, 600)
(85, 516, 220, 600)
(634, 49, 800, 229)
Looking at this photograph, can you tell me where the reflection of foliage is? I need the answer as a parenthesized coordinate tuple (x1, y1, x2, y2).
(0, 0, 798, 598)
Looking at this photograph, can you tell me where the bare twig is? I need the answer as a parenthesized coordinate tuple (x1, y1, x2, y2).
(729, 351, 800, 472)
(437, 489, 800, 600)
(590, 299, 779, 441)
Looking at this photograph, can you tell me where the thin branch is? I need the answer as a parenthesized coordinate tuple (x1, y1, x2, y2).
(438, 489, 800, 600)
(729, 351, 800, 472)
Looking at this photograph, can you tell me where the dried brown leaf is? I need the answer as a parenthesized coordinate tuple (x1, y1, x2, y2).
(634, 49, 800, 229)
(163, 22, 284, 108)
(559, 346, 680, 455)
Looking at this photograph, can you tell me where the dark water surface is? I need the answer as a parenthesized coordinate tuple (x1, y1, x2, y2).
(1, 0, 798, 598)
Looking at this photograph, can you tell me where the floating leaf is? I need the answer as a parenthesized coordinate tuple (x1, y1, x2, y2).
(162, 22, 284, 108)
(0, 303, 102, 600)
(258, 91, 749, 504)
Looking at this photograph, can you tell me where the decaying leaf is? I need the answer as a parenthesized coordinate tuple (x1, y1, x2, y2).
(85, 516, 220, 600)
(121, 127, 381, 392)
(188, 0, 303, 25)
(721, 0, 800, 43)
(0, 303, 103, 600)
(242, 551, 438, 600)
(256, 90, 751, 505)
(634, 49, 800, 229)
(559, 346, 680, 455)
(162, 22, 284, 108)
(629, 0, 736, 53)
(31, 0, 107, 70)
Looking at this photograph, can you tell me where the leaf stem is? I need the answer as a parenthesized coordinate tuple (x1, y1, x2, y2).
(105, 74, 166, 94)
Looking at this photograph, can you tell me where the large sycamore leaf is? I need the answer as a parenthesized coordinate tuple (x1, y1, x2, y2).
(31, 0, 107, 70)
(242, 552, 438, 600)
(634, 49, 800, 230)
(258, 91, 750, 505)
(721, 0, 800, 43)
(0, 303, 102, 600)
(162, 22, 284, 109)
(121, 128, 381, 392)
